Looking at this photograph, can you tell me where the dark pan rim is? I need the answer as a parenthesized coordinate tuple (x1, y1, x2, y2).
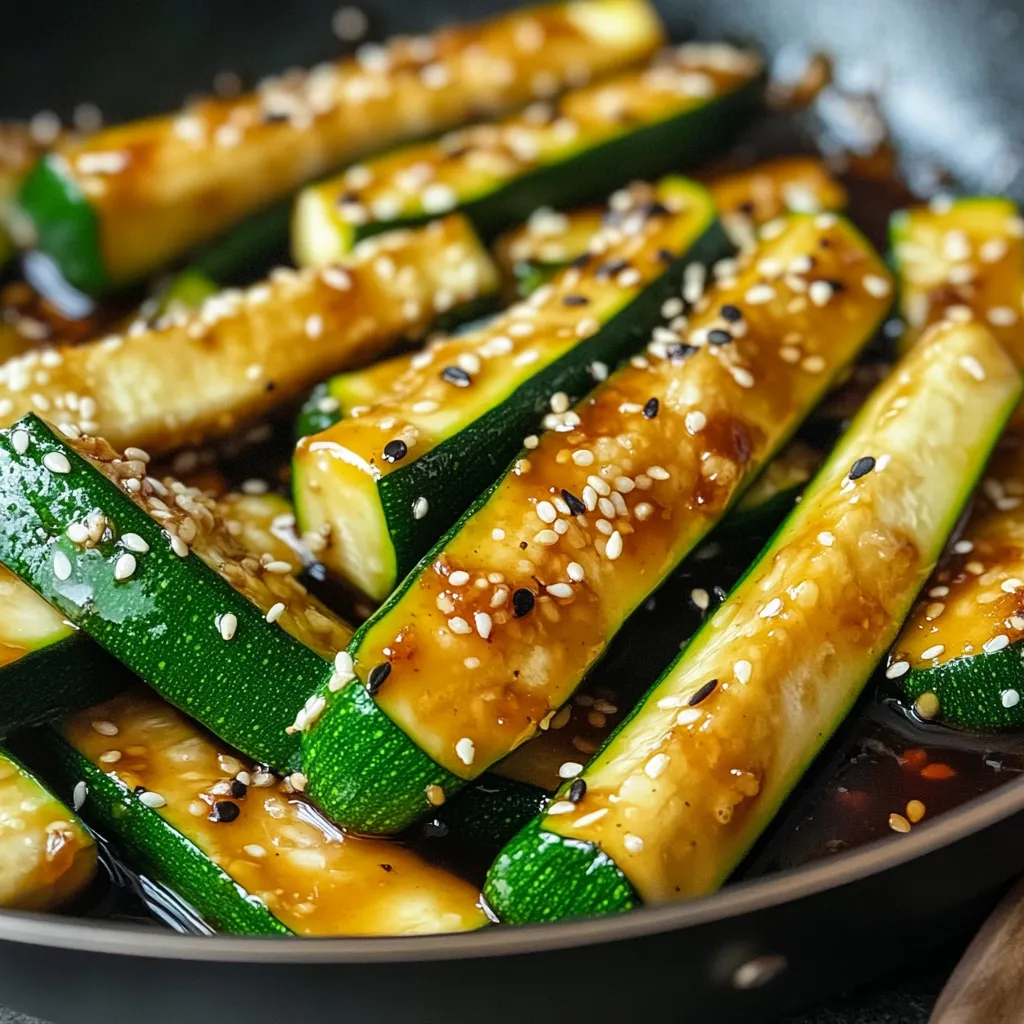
(2, 770, 1023, 963)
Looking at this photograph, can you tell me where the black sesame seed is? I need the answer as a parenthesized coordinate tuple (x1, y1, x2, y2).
(688, 679, 718, 706)
(262, 110, 290, 125)
(561, 489, 586, 516)
(657, 248, 675, 264)
(230, 779, 248, 799)
(849, 456, 876, 480)
(441, 365, 471, 387)
(827, 278, 846, 292)
(713, 586, 728, 603)
(570, 253, 593, 270)
(133, 785, 146, 796)
(720, 304, 742, 323)
(382, 439, 408, 463)
(737, 199, 757, 216)
(667, 343, 698, 362)
(209, 801, 240, 823)
(513, 588, 536, 618)
(338, 190, 361, 207)
(597, 257, 629, 279)
(519, 540, 528, 550)
(367, 662, 392, 696)
(708, 328, 733, 346)
(380, 863, 393, 872)
(563, 294, 590, 307)
(643, 397, 659, 419)
(568, 778, 587, 803)
(264, 381, 276, 392)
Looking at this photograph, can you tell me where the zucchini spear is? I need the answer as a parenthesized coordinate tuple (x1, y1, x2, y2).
(484, 319, 1023, 923)
(20, 690, 487, 935)
(15, 0, 665, 295)
(293, 41, 763, 266)
(301, 211, 893, 834)
(294, 176, 730, 602)
(0, 215, 498, 454)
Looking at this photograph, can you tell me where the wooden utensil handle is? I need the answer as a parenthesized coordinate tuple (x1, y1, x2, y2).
(932, 875, 1024, 1023)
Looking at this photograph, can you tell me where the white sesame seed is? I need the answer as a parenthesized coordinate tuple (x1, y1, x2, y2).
(536, 500, 557, 524)
(218, 612, 238, 641)
(1002, 578, 1024, 593)
(678, 407, 707, 435)
(732, 366, 756, 388)
(953, 540, 974, 555)
(448, 570, 470, 586)
(886, 660, 910, 679)
(546, 583, 574, 599)
(91, 720, 118, 737)
(1002, 689, 1021, 709)
(11, 430, 29, 455)
(623, 833, 644, 854)
(72, 781, 88, 810)
(572, 449, 594, 467)
(167, 532, 189, 558)
(759, 597, 783, 619)
(691, 588, 709, 611)
(448, 616, 472, 635)
(491, 528, 505, 541)
(647, 465, 670, 481)
(264, 560, 293, 575)
(66, 522, 90, 544)
(818, 531, 835, 547)
(412, 496, 429, 520)
(644, 753, 669, 779)
(265, 602, 286, 624)
(43, 452, 71, 474)
(547, 800, 576, 816)
(734, 659, 752, 684)
(988, 306, 1019, 327)
(121, 533, 149, 554)
(474, 611, 493, 639)
(921, 644, 945, 660)
(113, 553, 136, 581)
(676, 708, 702, 725)
(745, 283, 775, 305)
(534, 529, 559, 546)
(809, 280, 834, 306)
(960, 355, 987, 381)
(605, 531, 623, 561)
(558, 761, 584, 779)
(52, 550, 72, 581)
(422, 183, 458, 214)
(980, 237, 1009, 263)
(572, 808, 608, 828)
(984, 634, 1011, 653)
(288, 772, 308, 793)
(138, 791, 167, 809)
(455, 737, 476, 765)
(567, 561, 585, 583)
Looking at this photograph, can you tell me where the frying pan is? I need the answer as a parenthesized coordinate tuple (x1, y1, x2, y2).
(3, 1, 1024, 1022)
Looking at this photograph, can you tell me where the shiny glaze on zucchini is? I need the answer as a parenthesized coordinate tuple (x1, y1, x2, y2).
(294, 42, 762, 264)
(0, 216, 496, 454)
(62, 691, 486, 935)
(19, 0, 663, 292)
(349, 214, 892, 778)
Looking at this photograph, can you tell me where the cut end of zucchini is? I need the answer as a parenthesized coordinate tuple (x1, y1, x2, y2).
(0, 752, 96, 912)
(483, 818, 637, 923)
(291, 185, 358, 270)
(564, 0, 665, 48)
(16, 154, 107, 296)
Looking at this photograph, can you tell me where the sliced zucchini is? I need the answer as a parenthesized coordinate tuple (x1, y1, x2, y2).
(892, 197, 1024, 357)
(0, 216, 498, 454)
(16, 0, 664, 295)
(301, 211, 893, 834)
(22, 689, 486, 935)
(889, 432, 1024, 728)
(0, 751, 96, 911)
(484, 319, 1022, 923)
(293, 42, 763, 267)
(0, 490, 300, 739)
(0, 416, 352, 770)
(294, 177, 730, 603)
(494, 155, 845, 296)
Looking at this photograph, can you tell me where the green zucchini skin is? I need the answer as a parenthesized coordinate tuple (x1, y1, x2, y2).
(354, 218, 731, 596)
(0, 636, 123, 740)
(0, 415, 333, 770)
(346, 78, 762, 250)
(484, 819, 638, 920)
(302, 217, 734, 832)
(14, 727, 289, 936)
(899, 650, 1024, 730)
(439, 777, 551, 850)
(16, 156, 107, 295)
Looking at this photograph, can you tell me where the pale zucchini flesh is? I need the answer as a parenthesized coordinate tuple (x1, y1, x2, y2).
(0, 216, 497, 454)
(294, 177, 726, 603)
(0, 751, 96, 911)
(484, 319, 1022, 922)
(293, 42, 763, 266)
(17, 0, 664, 293)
